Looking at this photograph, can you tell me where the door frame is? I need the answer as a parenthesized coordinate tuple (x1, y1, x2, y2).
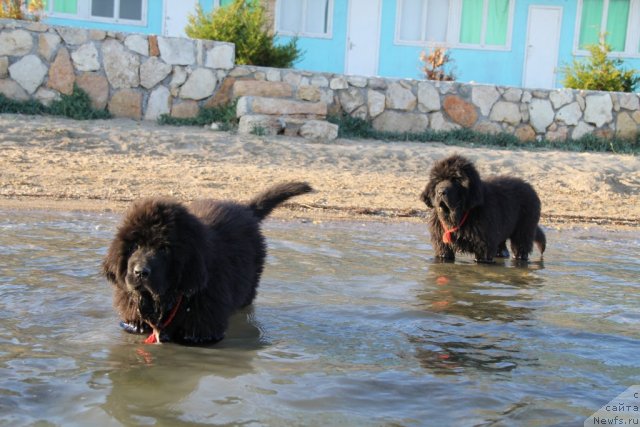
(344, 0, 382, 76)
(522, 5, 563, 88)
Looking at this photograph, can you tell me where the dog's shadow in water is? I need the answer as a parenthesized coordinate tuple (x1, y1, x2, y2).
(410, 259, 545, 374)
(96, 307, 267, 424)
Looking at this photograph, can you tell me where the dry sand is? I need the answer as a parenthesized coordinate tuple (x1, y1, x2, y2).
(1, 114, 639, 228)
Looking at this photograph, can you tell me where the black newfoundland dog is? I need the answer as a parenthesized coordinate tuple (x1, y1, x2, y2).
(102, 181, 312, 345)
(420, 155, 545, 263)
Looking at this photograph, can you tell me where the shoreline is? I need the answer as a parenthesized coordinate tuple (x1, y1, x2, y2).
(1, 115, 639, 230)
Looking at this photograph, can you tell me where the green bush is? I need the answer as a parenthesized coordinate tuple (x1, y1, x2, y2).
(185, 0, 303, 68)
(158, 100, 238, 130)
(0, 85, 110, 120)
(562, 39, 639, 92)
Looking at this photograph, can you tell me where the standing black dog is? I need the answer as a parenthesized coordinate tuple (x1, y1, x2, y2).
(102, 181, 312, 345)
(420, 155, 545, 263)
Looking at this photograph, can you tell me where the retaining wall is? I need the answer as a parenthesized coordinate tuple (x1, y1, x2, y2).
(1, 19, 638, 141)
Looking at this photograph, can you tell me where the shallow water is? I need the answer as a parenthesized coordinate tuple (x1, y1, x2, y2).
(0, 210, 638, 426)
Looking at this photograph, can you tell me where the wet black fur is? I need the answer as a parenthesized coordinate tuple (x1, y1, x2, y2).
(102, 181, 313, 344)
(420, 155, 545, 262)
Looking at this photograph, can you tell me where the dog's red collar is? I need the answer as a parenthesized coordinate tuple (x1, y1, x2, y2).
(144, 294, 183, 344)
(440, 210, 471, 244)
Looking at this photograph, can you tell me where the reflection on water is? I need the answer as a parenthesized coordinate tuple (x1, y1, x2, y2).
(0, 211, 639, 426)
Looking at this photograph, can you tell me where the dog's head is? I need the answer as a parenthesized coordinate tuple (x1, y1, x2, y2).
(420, 155, 484, 225)
(103, 199, 208, 328)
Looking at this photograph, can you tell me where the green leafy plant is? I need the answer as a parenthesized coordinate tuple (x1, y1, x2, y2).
(0, 85, 110, 120)
(562, 38, 639, 92)
(158, 100, 238, 131)
(327, 113, 639, 154)
(0, 0, 45, 21)
(185, 0, 303, 68)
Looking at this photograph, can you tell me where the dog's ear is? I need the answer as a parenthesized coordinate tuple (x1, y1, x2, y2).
(420, 180, 436, 208)
(460, 161, 484, 208)
(102, 238, 126, 285)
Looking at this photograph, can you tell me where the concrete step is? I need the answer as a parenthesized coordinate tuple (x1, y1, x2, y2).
(238, 114, 338, 141)
(236, 96, 328, 118)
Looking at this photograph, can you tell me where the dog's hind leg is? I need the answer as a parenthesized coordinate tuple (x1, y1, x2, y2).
(495, 241, 510, 258)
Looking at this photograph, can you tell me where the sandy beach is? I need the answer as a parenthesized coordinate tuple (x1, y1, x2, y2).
(0, 114, 639, 228)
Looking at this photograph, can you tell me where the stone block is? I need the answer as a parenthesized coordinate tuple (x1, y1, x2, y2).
(238, 115, 284, 135)
(158, 37, 196, 65)
(140, 57, 172, 89)
(144, 86, 171, 121)
(108, 89, 142, 120)
(386, 82, 416, 111)
(528, 98, 554, 133)
(38, 33, 61, 61)
(171, 100, 199, 118)
(372, 110, 428, 133)
(180, 68, 217, 100)
(125, 34, 149, 56)
(205, 43, 234, 69)
(584, 93, 613, 127)
(444, 95, 478, 127)
(299, 120, 339, 141)
(76, 72, 109, 110)
(102, 39, 140, 89)
(9, 54, 48, 94)
(71, 43, 100, 71)
(488, 101, 521, 126)
(47, 47, 75, 95)
(0, 79, 29, 101)
(418, 81, 441, 113)
(233, 80, 293, 98)
(0, 30, 33, 56)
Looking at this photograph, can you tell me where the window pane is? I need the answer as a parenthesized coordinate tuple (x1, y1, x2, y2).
(399, 0, 424, 41)
(579, 0, 603, 48)
(485, 0, 508, 45)
(53, 0, 77, 13)
(119, 0, 142, 20)
(92, 0, 114, 18)
(279, 0, 303, 33)
(460, 0, 483, 44)
(605, 0, 629, 51)
(425, 0, 449, 42)
(305, 0, 328, 34)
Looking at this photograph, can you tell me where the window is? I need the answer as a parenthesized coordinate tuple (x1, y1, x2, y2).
(398, 0, 451, 43)
(395, 0, 514, 49)
(576, 0, 640, 55)
(276, 0, 332, 37)
(48, 0, 145, 24)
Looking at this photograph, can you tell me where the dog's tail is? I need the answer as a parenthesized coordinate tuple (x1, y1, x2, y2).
(535, 226, 546, 255)
(248, 181, 313, 220)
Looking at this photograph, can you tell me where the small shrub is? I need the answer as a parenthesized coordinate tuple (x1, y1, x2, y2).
(0, 0, 44, 21)
(185, 0, 303, 68)
(48, 85, 111, 120)
(420, 46, 455, 81)
(158, 101, 238, 131)
(562, 38, 639, 92)
(0, 85, 111, 120)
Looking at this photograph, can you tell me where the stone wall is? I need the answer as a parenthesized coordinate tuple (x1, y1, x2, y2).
(0, 19, 234, 121)
(1, 19, 638, 141)
(226, 65, 640, 141)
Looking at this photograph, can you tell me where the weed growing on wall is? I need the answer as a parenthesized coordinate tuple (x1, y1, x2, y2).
(158, 101, 238, 130)
(0, 0, 44, 21)
(328, 113, 640, 154)
(0, 85, 111, 120)
(562, 39, 639, 93)
(185, 0, 302, 68)
(420, 46, 456, 81)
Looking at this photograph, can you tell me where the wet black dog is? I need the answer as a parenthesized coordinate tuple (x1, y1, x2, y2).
(102, 181, 312, 344)
(420, 155, 545, 262)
